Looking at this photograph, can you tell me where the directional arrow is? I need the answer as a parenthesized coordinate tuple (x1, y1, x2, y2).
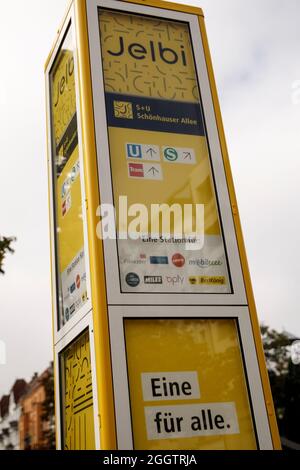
(148, 166, 159, 176)
(183, 152, 192, 160)
(146, 148, 157, 158)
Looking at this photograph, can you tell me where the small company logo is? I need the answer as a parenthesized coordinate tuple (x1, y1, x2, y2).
(189, 276, 226, 285)
(61, 181, 69, 199)
(122, 254, 147, 265)
(144, 276, 163, 285)
(164, 147, 178, 162)
(172, 253, 185, 268)
(65, 307, 70, 321)
(114, 100, 133, 119)
(70, 282, 76, 294)
(127, 144, 142, 159)
(128, 163, 144, 178)
(62, 200, 67, 216)
(126, 272, 140, 287)
(70, 304, 76, 315)
(76, 274, 81, 290)
(61, 161, 80, 198)
(166, 275, 184, 286)
(150, 256, 169, 265)
(189, 258, 222, 268)
(62, 193, 71, 217)
(71, 161, 79, 183)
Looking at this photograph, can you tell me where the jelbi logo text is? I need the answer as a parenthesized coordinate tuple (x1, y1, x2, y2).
(107, 37, 187, 66)
(53, 54, 74, 108)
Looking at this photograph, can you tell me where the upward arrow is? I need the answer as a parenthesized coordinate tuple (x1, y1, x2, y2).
(148, 166, 159, 176)
(183, 152, 192, 160)
(146, 148, 157, 158)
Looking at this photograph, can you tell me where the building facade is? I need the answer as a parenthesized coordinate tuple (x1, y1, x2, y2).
(0, 379, 27, 450)
(19, 364, 54, 450)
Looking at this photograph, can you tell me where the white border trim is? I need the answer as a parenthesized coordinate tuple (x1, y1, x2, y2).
(86, 0, 247, 306)
(108, 305, 273, 450)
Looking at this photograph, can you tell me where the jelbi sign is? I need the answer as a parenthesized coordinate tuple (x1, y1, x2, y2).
(99, 9, 230, 294)
(45, 0, 280, 450)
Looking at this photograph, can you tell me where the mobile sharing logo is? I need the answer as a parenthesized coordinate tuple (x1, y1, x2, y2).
(96, 196, 205, 251)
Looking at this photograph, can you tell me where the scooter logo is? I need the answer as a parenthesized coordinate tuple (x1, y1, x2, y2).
(126, 272, 140, 287)
(172, 253, 185, 268)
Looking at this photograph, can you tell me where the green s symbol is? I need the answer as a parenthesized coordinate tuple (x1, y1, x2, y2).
(164, 147, 178, 162)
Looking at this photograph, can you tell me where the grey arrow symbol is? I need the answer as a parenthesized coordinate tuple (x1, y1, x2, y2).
(183, 152, 192, 160)
(146, 148, 157, 158)
(148, 166, 159, 176)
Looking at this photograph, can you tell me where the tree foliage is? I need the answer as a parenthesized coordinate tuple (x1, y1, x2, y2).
(0, 236, 16, 274)
(261, 324, 300, 444)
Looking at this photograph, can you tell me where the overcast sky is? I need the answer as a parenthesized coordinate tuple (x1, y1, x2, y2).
(0, 0, 300, 394)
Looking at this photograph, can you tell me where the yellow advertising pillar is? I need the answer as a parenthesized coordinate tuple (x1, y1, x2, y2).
(45, 0, 281, 450)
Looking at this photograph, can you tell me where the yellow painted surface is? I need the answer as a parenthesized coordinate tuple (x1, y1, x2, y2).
(125, 318, 257, 450)
(61, 329, 95, 450)
(50, 30, 84, 273)
(197, 15, 281, 449)
(49, 25, 88, 327)
(109, 127, 220, 236)
(74, 0, 117, 449)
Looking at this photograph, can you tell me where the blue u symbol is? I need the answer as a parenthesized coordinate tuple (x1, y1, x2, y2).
(127, 144, 142, 159)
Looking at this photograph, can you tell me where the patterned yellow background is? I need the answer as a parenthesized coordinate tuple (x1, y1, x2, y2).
(50, 27, 86, 300)
(51, 31, 76, 147)
(99, 10, 200, 102)
(61, 330, 95, 450)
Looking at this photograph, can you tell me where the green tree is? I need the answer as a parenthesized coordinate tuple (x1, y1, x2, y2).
(0, 236, 16, 274)
(261, 324, 300, 444)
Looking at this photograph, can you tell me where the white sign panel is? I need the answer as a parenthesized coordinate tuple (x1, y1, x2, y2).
(145, 402, 240, 440)
(142, 371, 200, 402)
